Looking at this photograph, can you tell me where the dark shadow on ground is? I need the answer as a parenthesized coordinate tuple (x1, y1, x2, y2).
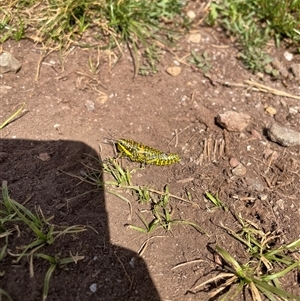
(0, 139, 160, 301)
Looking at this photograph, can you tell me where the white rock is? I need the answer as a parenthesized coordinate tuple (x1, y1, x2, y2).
(289, 107, 298, 114)
(187, 10, 196, 19)
(283, 51, 293, 61)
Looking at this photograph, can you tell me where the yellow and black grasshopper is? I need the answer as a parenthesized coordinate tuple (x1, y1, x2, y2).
(116, 138, 180, 166)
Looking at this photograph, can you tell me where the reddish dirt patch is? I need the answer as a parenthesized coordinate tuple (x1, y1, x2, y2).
(1, 25, 300, 301)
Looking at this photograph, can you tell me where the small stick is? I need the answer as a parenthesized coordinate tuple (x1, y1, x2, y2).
(245, 79, 300, 100)
(171, 259, 204, 270)
(218, 79, 300, 100)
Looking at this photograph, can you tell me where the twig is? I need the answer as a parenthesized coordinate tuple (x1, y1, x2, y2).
(168, 125, 191, 147)
(35, 48, 56, 81)
(171, 259, 204, 270)
(218, 79, 300, 100)
(244, 79, 300, 100)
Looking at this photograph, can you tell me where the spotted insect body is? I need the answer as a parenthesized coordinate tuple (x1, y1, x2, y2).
(117, 138, 180, 166)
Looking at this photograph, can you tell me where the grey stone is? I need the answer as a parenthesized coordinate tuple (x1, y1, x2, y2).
(245, 176, 264, 192)
(89, 283, 97, 293)
(0, 52, 22, 73)
(271, 58, 282, 70)
(267, 123, 300, 147)
(290, 63, 300, 79)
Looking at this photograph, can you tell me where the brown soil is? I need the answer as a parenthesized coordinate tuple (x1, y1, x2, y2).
(1, 24, 300, 301)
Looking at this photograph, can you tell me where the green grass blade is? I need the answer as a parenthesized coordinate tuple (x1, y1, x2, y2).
(8, 200, 46, 240)
(42, 263, 57, 301)
(173, 220, 208, 236)
(216, 246, 248, 280)
(266, 238, 300, 257)
(52, 225, 87, 240)
(0, 103, 25, 129)
(16, 239, 46, 262)
(126, 224, 148, 234)
(253, 277, 300, 300)
(0, 234, 9, 260)
(0, 288, 14, 301)
(262, 261, 300, 282)
(58, 255, 84, 265)
(35, 253, 56, 264)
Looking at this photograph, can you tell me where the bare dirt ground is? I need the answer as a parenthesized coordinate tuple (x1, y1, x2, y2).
(1, 21, 300, 301)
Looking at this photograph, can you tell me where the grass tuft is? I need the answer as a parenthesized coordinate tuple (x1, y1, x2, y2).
(205, 191, 228, 212)
(188, 214, 300, 300)
(0, 181, 86, 301)
(74, 156, 207, 235)
(207, 0, 300, 72)
(189, 50, 212, 74)
(0, 0, 186, 76)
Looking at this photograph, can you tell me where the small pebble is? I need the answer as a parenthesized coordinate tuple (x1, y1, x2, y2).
(289, 107, 298, 114)
(267, 123, 300, 147)
(188, 33, 201, 44)
(251, 129, 262, 140)
(283, 51, 293, 61)
(258, 194, 268, 201)
(89, 283, 97, 293)
(166, 66, 181, 77)
(232, 163, 247, 176)
(216, 111, 251, 132)
(96, 94, 108, 104)
(187, 10, 196, 19)
(290, 63, 300, 79)
(271, 58, 282, 70)
(280, 67, 289, 78)
(229, 157, 239, 168)
(85, 99, 95, 111)
(245, 176, 264, 192)
(265, 106, 277, 116)
(275, 199, 285, 210)
(256, 72, 264, 79)
(37, 152, 51, 162)
(0, 52, 22, 73)
(263, 148, 274, 159)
